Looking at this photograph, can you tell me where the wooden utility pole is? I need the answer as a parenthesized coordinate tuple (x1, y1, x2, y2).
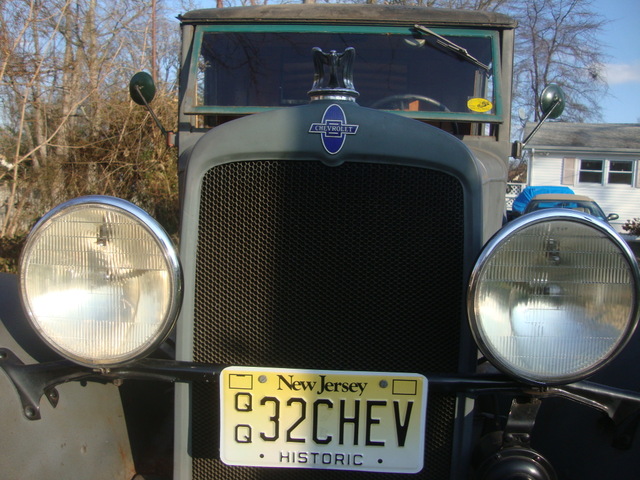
(152, 0, 157, 83)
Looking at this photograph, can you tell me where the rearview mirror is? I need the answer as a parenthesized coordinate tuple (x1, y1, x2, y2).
(128, 72, 173, 146)
(129, 71, 156, 106)
(512, 84, 567, 158)
(540, 84, 565, 120)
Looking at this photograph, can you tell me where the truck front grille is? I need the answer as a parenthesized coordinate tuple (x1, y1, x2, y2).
(191, 160, 465, 479)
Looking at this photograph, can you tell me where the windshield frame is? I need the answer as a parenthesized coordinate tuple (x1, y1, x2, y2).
(182, 23, 504, 123)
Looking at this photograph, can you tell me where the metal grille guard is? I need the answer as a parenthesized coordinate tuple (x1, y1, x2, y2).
(2, 346, 639, 426)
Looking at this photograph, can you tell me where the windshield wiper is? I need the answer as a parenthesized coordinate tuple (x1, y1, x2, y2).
(413, 24, 490, 71)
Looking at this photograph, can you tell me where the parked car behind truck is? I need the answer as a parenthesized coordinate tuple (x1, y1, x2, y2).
(510, 185, 575, 220)
(1, 4, 640, 480)
(524, 193, 619, 223)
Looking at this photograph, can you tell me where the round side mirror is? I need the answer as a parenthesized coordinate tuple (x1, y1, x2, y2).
(540, 84, 565, 119)
(129, 71, 156, 106)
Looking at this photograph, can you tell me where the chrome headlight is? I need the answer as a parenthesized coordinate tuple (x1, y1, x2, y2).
(469, 210, 639, 385)
(19, 196, 182, 368)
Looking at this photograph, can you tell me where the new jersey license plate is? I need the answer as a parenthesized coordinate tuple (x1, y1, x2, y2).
(219, 367, 428, 474)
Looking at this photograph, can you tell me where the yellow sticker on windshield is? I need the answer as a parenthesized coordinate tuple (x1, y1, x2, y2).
(467, 98, 493, 113)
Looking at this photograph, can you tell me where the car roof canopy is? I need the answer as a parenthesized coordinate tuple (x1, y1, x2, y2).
(530, 194, 593, 202)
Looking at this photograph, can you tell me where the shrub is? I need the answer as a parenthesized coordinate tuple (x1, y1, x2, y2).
(0, 234, 26, 273)
(622, 218, 640, 236)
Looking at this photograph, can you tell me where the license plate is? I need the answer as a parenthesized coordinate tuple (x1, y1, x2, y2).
(219, 367, 428, 474)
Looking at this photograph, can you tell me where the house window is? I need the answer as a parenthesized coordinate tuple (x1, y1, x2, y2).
(579, 160, 603, 183)
(608, 161, 633, 185)
(579, 159, 634, 186)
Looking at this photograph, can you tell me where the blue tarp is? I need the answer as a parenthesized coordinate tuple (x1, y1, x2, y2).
(511, 186, 574, 213)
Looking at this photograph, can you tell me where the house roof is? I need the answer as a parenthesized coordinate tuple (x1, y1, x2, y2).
(523, 122, 640, 153)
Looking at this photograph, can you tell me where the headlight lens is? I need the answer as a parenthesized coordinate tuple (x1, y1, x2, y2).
(469, 210, 639, 384)
(19, 196, 182, 367)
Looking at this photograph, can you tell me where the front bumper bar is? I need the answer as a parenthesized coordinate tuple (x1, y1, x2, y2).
(1, 347, 639, 424)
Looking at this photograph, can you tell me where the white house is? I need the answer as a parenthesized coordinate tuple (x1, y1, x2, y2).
(523, 122, 640, 233)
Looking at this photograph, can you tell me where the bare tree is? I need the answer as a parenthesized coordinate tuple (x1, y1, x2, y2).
(354, 0, 511, 9)
(0, 0, 81, 236)
(0, 0, 179, 242)
(509, 0, 608, 129)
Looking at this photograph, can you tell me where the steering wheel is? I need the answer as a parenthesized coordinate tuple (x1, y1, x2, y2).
(370, 94, 459, 135)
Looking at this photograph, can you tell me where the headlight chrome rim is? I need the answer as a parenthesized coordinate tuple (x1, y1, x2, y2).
(469, 209, 640, 385)
(19, 195, 183, 368)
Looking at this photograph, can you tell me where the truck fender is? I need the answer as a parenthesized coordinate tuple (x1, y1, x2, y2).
(0, 273, 136, 480)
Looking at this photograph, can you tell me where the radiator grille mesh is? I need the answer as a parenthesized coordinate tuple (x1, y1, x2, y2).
(191, 161, 465, 479)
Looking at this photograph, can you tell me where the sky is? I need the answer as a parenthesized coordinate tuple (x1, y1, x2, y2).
(592, 0, 640, 124)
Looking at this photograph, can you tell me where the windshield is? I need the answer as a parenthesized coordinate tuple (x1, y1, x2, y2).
(193, 29, 497, 118)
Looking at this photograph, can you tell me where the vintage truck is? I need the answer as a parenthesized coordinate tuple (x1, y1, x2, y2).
(1, 4, 639, 480)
